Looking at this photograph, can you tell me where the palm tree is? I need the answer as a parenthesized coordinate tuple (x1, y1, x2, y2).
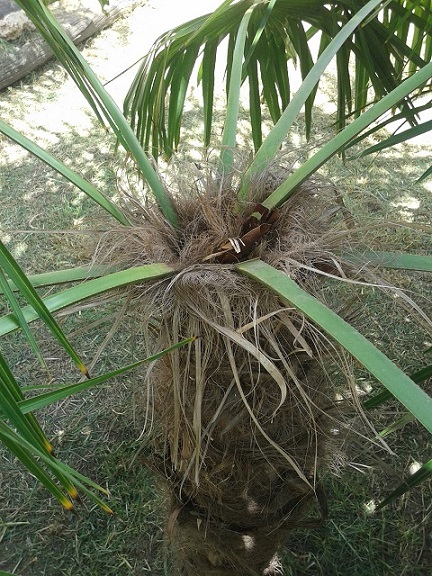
(1, 1, 432, 574)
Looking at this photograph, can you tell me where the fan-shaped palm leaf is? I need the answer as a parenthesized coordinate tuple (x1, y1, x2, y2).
(124, 0, 432, 159)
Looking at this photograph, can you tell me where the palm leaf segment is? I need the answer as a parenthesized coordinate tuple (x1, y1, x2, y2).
(124, 0, 432, 159)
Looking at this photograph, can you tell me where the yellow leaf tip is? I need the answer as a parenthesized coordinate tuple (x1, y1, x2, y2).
(68, 487, 80, 500)
(79, 364, 91, 379)
(62, 499, 75, 512)
(102, 504, 114, 514)
(44, 440, 55, 454)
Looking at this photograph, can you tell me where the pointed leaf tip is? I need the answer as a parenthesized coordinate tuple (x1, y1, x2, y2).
(67, 487, 80, 501)
(101, 503, 114, 514)
(44, 439, 54, 454)
(62, 499, 75, 512)
(79, 365, 91, 379)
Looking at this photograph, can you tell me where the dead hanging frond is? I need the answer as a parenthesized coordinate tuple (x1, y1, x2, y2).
(94, 157, 371, 474)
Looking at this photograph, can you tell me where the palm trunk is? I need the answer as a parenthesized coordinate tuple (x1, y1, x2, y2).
(105, 169, 357, 574)
(149, 321, 332, 575)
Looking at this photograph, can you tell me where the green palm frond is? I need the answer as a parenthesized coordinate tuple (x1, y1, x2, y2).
(0, 240, 90, 378)
(124, 0, 432, 159)
(237, 260, 432, 435)
(249, 60, 432, 209)
(0, 264, 174, 339)
(0, 258, 182, 510)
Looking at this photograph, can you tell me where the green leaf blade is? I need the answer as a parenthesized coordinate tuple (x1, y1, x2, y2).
(378, 458, 432, 508)
(0, 119, 130, 226)
(260, 60, 432, 210)
(0, 240, 89, 378)
(14, 1, 179, 228)
(0, 264, 174, 338)
(15, 338, 195, 416)
(236, 260, 432, 434)
(239, 0, 385, 200)
(343, 251, 432, 272)
(0, 422, 74, 511)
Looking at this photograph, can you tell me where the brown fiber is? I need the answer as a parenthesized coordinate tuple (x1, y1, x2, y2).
(96, 159, 373, 575)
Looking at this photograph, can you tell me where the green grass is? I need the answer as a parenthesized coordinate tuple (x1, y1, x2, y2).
(1, 415, 167, 576)
(283, 463, 432, 575)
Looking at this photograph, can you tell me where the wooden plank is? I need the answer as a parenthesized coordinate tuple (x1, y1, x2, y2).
(0, 1, 136, 91)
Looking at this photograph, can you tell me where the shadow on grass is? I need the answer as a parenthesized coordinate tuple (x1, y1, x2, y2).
(0, 419, 167, 576)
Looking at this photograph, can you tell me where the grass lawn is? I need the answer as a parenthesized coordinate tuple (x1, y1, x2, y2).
(0, 2, 431, 575)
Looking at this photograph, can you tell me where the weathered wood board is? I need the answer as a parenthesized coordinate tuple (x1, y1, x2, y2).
(0, 1, 136, 91)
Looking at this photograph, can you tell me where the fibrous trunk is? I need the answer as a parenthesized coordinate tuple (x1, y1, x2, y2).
(150, 272, 332, 575)
(102, 166, 356, 574)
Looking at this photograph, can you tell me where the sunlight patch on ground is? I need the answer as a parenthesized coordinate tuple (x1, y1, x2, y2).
(0, 231, 12, 243)
(409, 461, 422, 475)
(363, 499, 377, 515)
(1, 0, 224, 158)
(0, 139, 29, 165)
(11, 240, 28, 258)
(390, 195, 421, 220)
(422, 180, 432, 194)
